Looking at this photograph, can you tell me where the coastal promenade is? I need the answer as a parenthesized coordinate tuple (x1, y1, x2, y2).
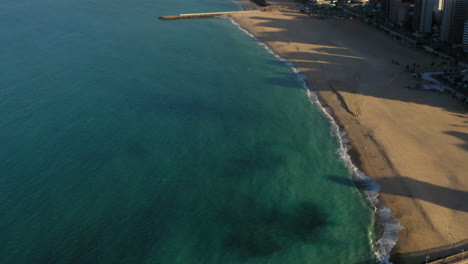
(427, 249, 468, 263)
(230, 0, 468, 263)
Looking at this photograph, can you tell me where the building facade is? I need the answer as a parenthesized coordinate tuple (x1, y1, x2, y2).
(441, 0, 468, 43)
(398, 3, 411, 26)
(414, 0, 436, 32)
(464, 20, 468, 50)
(381, 0, 390, 17)
(434, 0, 445, 25)
(389, 0, 402, 24)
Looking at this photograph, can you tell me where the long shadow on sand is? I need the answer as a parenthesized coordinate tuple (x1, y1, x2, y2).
(328, 175, 468, 262)
(237, 8, 468, 262)
(243, 13, 468, 112)
(444, 131, 468, 151)
(327, 175, 468, 213)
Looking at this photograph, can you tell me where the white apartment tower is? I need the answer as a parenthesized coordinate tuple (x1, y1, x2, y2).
(441, 0, 468, 43)
(434, 0, 445, 24)
(437, 0, 445, 9)
(464, 20, 468, 50)
(414, 0, 436, 32)
(398, 3, 411, 26)
(389, 0, 402, 24)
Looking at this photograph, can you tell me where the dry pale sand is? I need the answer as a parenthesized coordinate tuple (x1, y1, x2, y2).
(231, 1, 468, 263)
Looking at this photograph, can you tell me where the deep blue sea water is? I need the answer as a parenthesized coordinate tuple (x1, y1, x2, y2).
(0, 0, 377, 263)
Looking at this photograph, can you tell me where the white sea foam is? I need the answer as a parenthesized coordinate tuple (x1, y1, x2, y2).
(228, 17, 403, 264)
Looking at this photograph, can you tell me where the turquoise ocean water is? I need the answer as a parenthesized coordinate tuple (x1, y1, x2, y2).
(0, 0, 378, 263)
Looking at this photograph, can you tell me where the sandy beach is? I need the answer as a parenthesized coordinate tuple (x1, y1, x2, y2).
(231, 1, 468, 263)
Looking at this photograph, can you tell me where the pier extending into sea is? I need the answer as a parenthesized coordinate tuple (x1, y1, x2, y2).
(159, 10, 259, 20)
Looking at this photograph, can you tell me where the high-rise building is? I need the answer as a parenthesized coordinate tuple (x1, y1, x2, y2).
(414, 0, 436, 32)
(381, 0, 390, 17)
(389, 0, 402, 24)
(437, 0, 445, 9)
(434, 0, 445, 25)
(398, 3, 411, 26)
(463, 20, 468, 49)
(441, 0, 468, 43)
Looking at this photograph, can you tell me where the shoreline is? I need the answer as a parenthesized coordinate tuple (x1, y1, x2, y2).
(229, 1, 468, 263)
(228, 17, 401, 263)
(228, 14, 401, 264)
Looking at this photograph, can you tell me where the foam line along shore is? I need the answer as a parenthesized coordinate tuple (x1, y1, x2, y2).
(228, 15, 400, 264)
(229, 1, 468, 263)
